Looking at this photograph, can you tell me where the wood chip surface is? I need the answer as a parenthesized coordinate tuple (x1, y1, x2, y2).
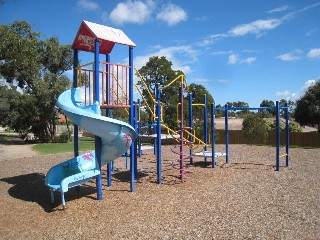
(0, 144, 319, 239)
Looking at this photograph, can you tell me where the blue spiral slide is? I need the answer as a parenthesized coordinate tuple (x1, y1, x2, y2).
(45, 88, 136, 208)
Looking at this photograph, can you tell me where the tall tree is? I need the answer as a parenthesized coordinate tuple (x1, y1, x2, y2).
(294, 80, 320, 132)
(185, 83, 214, 139)
(279, 98, 295, 118)
(136, 56, 184, 129)
(0, 21, 72, 142)
(259, 99, 276, 117)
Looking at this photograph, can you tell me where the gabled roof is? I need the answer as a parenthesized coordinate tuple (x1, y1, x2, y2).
(72, 20, 135, 54)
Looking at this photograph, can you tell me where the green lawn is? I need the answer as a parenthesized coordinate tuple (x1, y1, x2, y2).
(32, 137, 95, 154)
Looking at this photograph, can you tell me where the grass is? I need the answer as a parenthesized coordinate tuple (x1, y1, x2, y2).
(32, 137, 95, 154)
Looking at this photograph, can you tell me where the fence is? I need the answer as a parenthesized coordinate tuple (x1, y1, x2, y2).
(215, 130, 320, 148)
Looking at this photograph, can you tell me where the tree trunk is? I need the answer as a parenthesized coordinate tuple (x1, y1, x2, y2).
(65, 115, 71, 141)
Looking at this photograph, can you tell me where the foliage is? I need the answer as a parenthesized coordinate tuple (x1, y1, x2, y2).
(259, 99, 276, 117)
(294, 80, 320, 132)
(226, 101, 250, 118)
(289, 122, 302, 133)
(136, 56, 185, 130)
(0, 21, 73, 142)
(185, 83, 214, 139)
(214, 104, 224, 118)
(136, 56, 214, 140)
(242, 113, 269, 143)
(110, 108, 129, 122)
(279, 99, 295, 118)
(53, 131, 71, 143)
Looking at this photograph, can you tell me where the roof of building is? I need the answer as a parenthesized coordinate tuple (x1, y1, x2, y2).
(72, 20, 135, 54)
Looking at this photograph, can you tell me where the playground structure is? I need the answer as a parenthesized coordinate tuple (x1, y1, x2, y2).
(45, 21, 138, 208)
(134, 75, 290, 182)
(45, 20, 290, 208)
(212, 103, 290, 171)
(134, 72, 217, 182)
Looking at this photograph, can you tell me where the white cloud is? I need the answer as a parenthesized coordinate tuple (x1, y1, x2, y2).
(268, 5, 289, 14)
(195, 16, 209, 22)
(195, 78, 210, 83)
(241, 57, 256, 64)
(306, 28, 318, 37)
(109, 0, 154, 25)
(197, 34, 227, 47)
(227, 54, 256, 65)
(217, 79, 230, 84)
(229, 19, 282, 37)
(211, 50, 233, 55)
(133, 45, 197, 74)
(196, 3, 320, 48)
(276, 49, 303, 61)
(156, 3, 187, 26)
(276, 79, 317, 101)
(302, 79, 317, 90)
(227, 54, 240, 65)
(76, 0, 99, 11)
(307, 48, 320, 59)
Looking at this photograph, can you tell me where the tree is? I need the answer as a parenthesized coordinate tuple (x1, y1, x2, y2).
(294, 80, 320, 132)
(259, 100, 276, 117)
(279, 99, 295, 118)
(242, 113, 269, 143)
(185, 83, 214, 139)
(136, 56, 184, 130)
(214, 104, 224, 118)
(0, 21, 73, 142)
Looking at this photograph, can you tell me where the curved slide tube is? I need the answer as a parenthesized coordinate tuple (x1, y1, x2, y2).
(45, 88, 137, 208)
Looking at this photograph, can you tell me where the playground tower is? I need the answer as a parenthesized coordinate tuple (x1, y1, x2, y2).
(72, 21, 137, 195)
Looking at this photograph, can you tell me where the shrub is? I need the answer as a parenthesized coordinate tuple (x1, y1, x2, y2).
(242, 114, 269, 144)
(53, 131, 71, 143)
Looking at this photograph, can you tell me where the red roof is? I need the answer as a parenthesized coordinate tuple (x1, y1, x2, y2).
(72, 21, 135, 54)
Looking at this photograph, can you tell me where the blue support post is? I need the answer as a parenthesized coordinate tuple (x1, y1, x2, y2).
(73, 49, 79, 158)
(225, 105, 229, 164)
(285, 103, 289, 167)
(129, 47, 135, 192)
(94, 39, 103, 200)
(133, 102, 138, 178)
(137, 99, 142, 157)
(73, 49, 80, 193)
(203, 95, 208, 162)
(189, 93, 193, 164)
(105, 54, 112, 187)
(276, 101, 280, 171)
(156, 83, 162, 184)
(211, 104, 216, 168)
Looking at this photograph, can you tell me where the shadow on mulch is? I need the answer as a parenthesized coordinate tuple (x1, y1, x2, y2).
(0, 173, 97, 213)
(230, 162, 286, 171)
(189, 159, 286, 172)
(111, 170, 148, 183)
(191, 161, 213, 168)
(0, 137, 31, 146)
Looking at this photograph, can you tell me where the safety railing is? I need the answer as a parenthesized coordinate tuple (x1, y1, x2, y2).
(76, 62, 130, 108)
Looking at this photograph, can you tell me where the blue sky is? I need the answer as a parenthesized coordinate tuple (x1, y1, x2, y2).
(1, 0, 320, 107)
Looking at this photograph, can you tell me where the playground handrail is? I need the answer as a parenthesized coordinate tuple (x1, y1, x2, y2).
(161, 124, 209, 148)
(134, 83, 157, 119)
(134, 68, 156, 103)
(159, 74, 188, 90)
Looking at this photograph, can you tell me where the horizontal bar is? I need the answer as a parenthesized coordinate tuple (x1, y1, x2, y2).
(100, 104, 130, 109)
(214, 106, 287, 111)
(192, 104, 205, 107)
(279, 154, 288, 158)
